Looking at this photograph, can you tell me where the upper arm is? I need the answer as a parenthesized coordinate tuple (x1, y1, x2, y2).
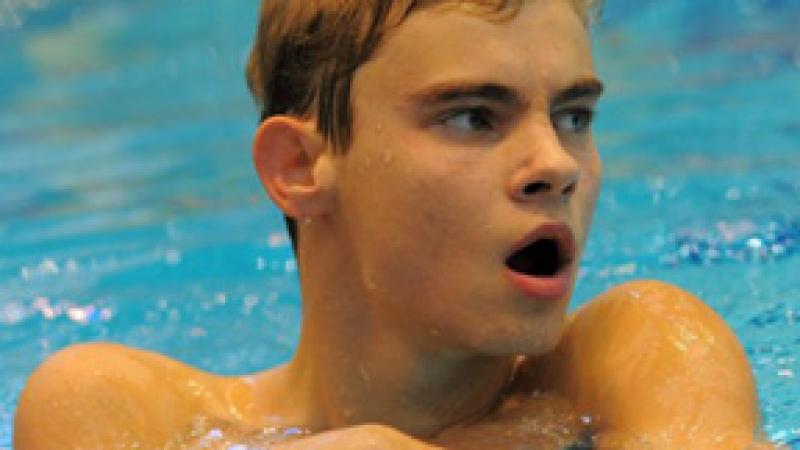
(534, 280, 762, 448)
(14, 342, 205, 449)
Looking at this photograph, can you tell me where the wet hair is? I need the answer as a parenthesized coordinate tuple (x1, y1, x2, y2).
(246, 0, 603, 251)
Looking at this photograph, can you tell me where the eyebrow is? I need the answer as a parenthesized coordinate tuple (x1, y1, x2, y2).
(409, 83, 523, 107)
(552, 78, 605, 105)
(408, 77, 604, 108)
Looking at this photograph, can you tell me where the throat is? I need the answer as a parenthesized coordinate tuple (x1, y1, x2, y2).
(289, 304, 519, 439)
(393, 355, 519, 437)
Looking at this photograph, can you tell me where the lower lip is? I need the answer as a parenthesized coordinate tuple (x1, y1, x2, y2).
(505, 265, 572, 300)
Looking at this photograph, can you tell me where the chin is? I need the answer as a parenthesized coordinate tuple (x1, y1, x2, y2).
(512, 327, 565, 356)
(469, 314, 567, 357)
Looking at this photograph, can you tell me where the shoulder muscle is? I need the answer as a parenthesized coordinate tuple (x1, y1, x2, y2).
(14, 342, 212, 449)
(528, 280, 761, 448)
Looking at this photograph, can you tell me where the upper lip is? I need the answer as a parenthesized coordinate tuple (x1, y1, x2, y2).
(506, 222, 576, 268)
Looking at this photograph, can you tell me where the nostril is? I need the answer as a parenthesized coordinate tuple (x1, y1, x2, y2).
(523, 181, 550, 196)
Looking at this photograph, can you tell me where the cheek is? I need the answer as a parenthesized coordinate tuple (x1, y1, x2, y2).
(578, 146, 601, 199)
(390, 164, 484, 258)
(574, 150, 602, 245)
(587, 150, 602, 206)
(338, 150, 452, 258)
(376, 164, 493, 282)
(584, 151, 603, 206)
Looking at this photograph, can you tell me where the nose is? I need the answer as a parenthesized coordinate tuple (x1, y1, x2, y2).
(507, 125, 580, 204)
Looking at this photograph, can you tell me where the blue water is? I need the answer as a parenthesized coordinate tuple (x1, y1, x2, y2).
(1, 0, 798, 448)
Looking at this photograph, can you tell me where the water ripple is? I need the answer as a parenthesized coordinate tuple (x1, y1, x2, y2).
(661, 219, 799, 266)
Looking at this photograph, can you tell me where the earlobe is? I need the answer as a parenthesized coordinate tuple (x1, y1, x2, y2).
(252, 117, 334, 219)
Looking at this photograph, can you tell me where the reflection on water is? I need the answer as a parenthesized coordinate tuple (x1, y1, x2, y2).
(0, 0, 47, 28)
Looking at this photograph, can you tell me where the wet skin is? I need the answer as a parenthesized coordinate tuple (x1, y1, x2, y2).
(254, 0, 602, 436)
(13, 282, 767, 449)
(14, 0, 772, 449)
(324, 0, 602, 357)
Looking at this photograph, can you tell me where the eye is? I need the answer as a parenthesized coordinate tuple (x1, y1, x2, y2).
(439, 107, 496, 134)
(552, 108, 595, 135)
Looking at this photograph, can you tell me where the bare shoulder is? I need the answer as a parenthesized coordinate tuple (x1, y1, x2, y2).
(564, 279, 751, 369)
(14, 342, 232, 449)
(522, 279, 766, 448)
(565, 279, 753, 390)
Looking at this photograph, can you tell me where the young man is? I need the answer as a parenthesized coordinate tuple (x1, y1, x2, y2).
(15, 0, 774, 448)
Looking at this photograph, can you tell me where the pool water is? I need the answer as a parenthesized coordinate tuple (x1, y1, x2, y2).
(1, 0, 798, 448)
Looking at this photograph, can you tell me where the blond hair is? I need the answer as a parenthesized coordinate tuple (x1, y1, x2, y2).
(246, 0, 603, 247)
(246, 0, 602, 149)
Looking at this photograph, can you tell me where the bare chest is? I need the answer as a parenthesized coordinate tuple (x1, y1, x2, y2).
(431, 392, 595, 450)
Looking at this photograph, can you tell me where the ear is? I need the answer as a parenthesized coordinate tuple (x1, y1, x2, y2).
(252, 116, 335, 219)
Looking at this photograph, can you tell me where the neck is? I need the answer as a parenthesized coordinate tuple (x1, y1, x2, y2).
(268, 227, 517, 438)
(287, 309, 516, 437)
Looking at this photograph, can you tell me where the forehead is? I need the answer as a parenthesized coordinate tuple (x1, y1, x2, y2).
(354, 0, 595, 104)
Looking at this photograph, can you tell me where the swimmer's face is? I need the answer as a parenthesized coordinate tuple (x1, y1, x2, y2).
(333, 0, 602, 355)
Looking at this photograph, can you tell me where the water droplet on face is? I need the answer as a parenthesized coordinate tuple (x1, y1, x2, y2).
(358, 363, 371, 382)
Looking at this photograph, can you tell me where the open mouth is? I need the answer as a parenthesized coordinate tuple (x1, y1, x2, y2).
(505, 225, 575, 278)
(506, 238, 566, 277)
